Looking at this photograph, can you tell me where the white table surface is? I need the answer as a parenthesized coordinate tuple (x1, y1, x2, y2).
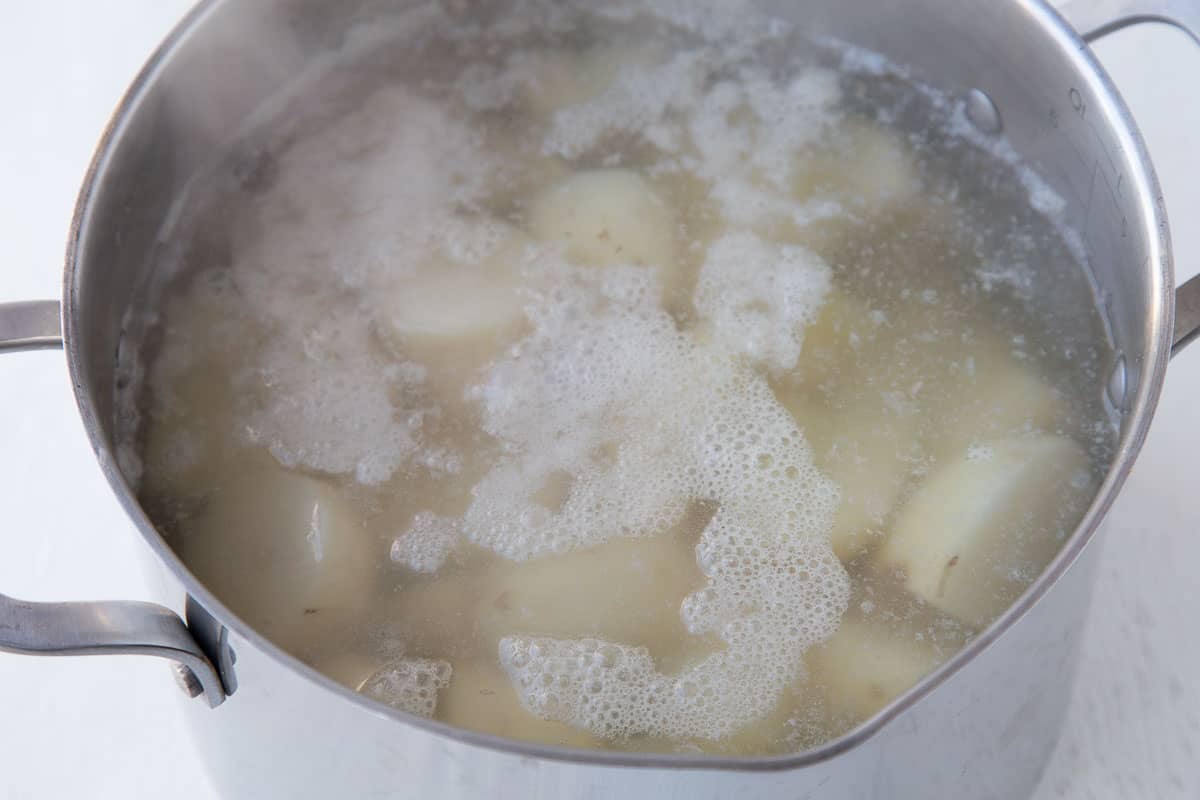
(1, 4, 1197, 798)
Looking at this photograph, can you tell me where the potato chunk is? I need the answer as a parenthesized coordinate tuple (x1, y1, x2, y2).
(776, 388, 918, 563)
(528, 169, 679, 285)
(477, 531, 703, 656)
(793, 288, 888, 394)
(438, 661, 600, 747)
(808, 618, 941, 720)
(311, 651, 380, 691)
(374, 223, 536, 364)
(180, 468, 374, 656)
(523, 43, 663, 118)
(360, 658, 453, 718)
(923, 344, 1069, 461)
(814, 401, 920, 562)
(794, 117, 921, 213)
(386, 569, 495, 659)
(876, 436, 1092, 626)
(774, 294, 921, 562)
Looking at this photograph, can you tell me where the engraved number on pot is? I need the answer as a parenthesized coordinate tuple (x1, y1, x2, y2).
(1069, 87, 1086, 118)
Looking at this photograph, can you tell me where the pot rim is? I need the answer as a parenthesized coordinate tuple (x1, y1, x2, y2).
(60, 0, 1174, 772)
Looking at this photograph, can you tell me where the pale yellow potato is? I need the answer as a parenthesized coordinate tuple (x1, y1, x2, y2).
(374, 223, 536, 365)
(793, 288, 888, 394)
(773, 291, 920, 562)
(703, 677, 816, 755)
(140, 285, 260, 496)
(179, 467, 375, 656)
(437, 660, 600, 748)
(876, 435, 1092, 626)
(523, 42, 663, 118)
(387, 569, 496, 659)
(813, 401, 920, 562)
(922, 342, 1069, 461)
(775, 385, 919, 563)
(807, 618, 940, 720)
(360, 657, 453, 718)
(528, 169, 681, 290)
(477, 531, 704, 656)
(794, 117, 921, 213)
(784, 117, 924, 258)
(141, 366, 233, 496)
(311, 651, 380, 691)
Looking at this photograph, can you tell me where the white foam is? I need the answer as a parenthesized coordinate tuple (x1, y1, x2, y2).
(694, 232, 831, 373)
(685, 68, 842, 228)
(360, 658, 453, 718)
(944, 103, 1069, 222)
(206, 87, 499, 485)
(457, 262, 848, 741)
(543, 49, 708, 158)
(391, 512, 462, 573)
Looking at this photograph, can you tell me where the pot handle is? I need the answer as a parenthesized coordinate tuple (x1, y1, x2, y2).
(0, 300, 226, 708)
(1054, 0, 1200, 356)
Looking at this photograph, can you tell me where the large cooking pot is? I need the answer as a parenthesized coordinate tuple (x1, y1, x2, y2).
(2, 1, 1198, 797)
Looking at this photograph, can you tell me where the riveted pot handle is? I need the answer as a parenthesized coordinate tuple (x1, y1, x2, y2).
(1054, 0, 1200, 356)
(0, 300, 63, 352)
(0, 300, 226, 708)
(1173, 276, 1200, 355)
(1055, 0, 1200, 45)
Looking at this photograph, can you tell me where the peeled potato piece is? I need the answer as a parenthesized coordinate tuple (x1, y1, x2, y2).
(142, 363, 234, 496)
(305, 650, 454, 720)
(437, 661, 599, 748)
(775, 387, 918, 563)
(795, 117, 921, 213)
(141, 283, 256, 496)
(774, 296, 921, 562)
(523, 42, 663, 118)
(816, 402, 920, 562)
(808, 618, 941, 720)
(876, 436, 1092, 626)
(785, 117, 923, 258)
(387, 569, 495, 659)
(311, 651, 380, 692)
(794, 288, 888, 395)
(179, 468, 374, 656)
(374, 223, 536, 364)
(923, 343, 1068, 461)
(702, 678, 820, 755)
(477, 531, 703, 656)
(360, 657, 453, 718)
(528, 169, 680, 288)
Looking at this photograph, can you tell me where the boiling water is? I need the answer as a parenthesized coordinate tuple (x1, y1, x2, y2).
(124, 0, 1116, 755)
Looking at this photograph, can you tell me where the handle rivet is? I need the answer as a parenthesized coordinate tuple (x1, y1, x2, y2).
(965, 89, 1003, 134)
(1106, 353, 1128, 412)
(172, 662, 204, 699)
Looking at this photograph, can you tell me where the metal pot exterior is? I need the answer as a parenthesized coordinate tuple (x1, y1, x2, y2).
(145, 523, 1104, 800)
(2, 0, 1193, 797)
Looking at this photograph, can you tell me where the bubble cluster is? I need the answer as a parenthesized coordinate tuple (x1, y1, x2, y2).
(142, 86, 510, 487)
(459, 257, 849, 740)
(391, 512, 462, 574)
(360, 658, 453, 718)
(694, 232, 831, 373)
(500, 520, 847, 741)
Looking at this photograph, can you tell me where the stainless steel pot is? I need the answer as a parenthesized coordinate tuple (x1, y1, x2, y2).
(2, 1, 1199, 797)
